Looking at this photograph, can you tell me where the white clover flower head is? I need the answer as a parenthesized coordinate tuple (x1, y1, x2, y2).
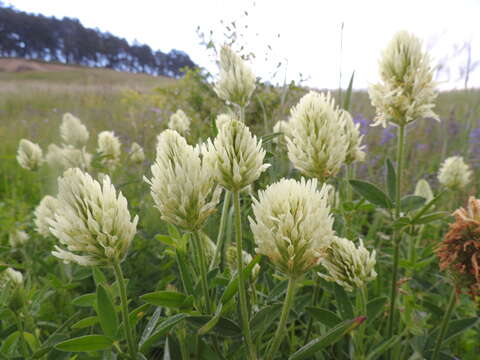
(272, 120, 290, 145)
(343, 111, 366, 163)
(97, 131, 121, 171)
(60, 113, 89, 148)
(204, 117, 270, 191)
(319, 237, 377, 292)
(146, 130, 221, 230)
(286, 91, 348, 179)
(50, 168, 138, 266)
(9, 230, 29, 248)
(2, 268, 23, 287)
(216, 113, 234, 131)
(34, 195, 59, 237)
(414, 179, 434, 203)
(438, 156, 472, 190)
(129, 142, 145, 164)
(168, 109, 191, 135)
(250, 178, 335, 277)
(46, 144, 64, 168)
(368, 31, 438, 128)
(17, 139, 43, 171)
(56, 145, 92, 171)
(214, 45, 256, 107)
(226, 246, 260, 280)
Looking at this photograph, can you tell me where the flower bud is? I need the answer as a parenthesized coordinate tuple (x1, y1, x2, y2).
(146, 130, 221, 230)
(97, 131, 121, 171)
(9, 230, 29, 248)
(204, 116, 269, 191)
(319, 237, 377, 292)
(129, 142, 145, 164)
(438, 156, 472, 190)
(34, 195, 59, 237)
(214, 45, 256, 107)
(17, 139, 43, 171)
(414, 179, 434, 203)
(250, 178, 334, 277)
(286, 92, 348, 179)
(50, 168, 138, 266)
(369, 31, 438, 127)
(168, 109, 191, 135)
(60, 113, 89, 148)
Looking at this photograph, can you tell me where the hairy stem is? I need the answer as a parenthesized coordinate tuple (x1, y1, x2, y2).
(233, 190, 256, 359)
(210, 191, 232, 270)
(112, 261, 137, 360)
(192, 231, 211, 313)
(266, 278, 296, 360)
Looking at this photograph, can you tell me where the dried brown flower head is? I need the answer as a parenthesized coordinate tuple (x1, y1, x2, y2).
(437, 197, 480, 298)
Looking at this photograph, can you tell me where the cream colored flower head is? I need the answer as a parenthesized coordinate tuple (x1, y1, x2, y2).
(129, 142, 145, 164)
(226, 246, 260, 280)
(343, 111, 366, 163)
(2, 268, 23, 287)
(319, 237, 377, 292)
(50, 168, 138, 266)
(17, 139, 43, 171)
(414, 179, 434, 203)
(216, 113, 233, 131)
(272, 120, 290, 146)
(204, 116, 270, 191)
(9, 230, 29, 248)
(438, 156, 472, 190)
(250, 178, 335, 278)
(286, 91, 348, 179)
(214, 45, 256, 107)
(146, 130, 221, 231)
(168, 109, 191, 135)
(60, 113, 89, 148)
(369, 31, 438, 128)
(97, 131, 121, 171)
(48, 145, 92, 171)
(34, 195, 59, 237)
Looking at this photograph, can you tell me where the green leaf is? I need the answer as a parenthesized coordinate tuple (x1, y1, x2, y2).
(156, 234, 176, 248)
(289, 317, 366, 360)
(366, 296, 387, 323)
(55, 335, 113, 352)
(366, 335, 402, 360)
(342, 71, 355, 111)
(250, 303, 282, 336)
(96, 284, 118, 338)
(139, 313, 188, 352)
(349, 180, 393, 209)
(92, 267, 107, 285)
(392, 216, 411, 230)
(334, 284, 354, 320)
(305, 307, 342, 328)
(220, 254, 262, 305)
(72, 293, 96, 307)
(198, 303, 223, 335)
(385, 158, 396, 201)
(72, 316, 98, 329)
(261, 132, 282, 144)
(141, 291, 193, 309)
(444, 317, 478, 342)
(140, 307, 163, 347)
(186, 316, 241, 337)
(400, 195, 426, 213)
(412, 211, 449, 225)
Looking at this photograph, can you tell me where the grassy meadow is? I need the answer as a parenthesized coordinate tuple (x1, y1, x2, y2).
(0, 56, 479, 360)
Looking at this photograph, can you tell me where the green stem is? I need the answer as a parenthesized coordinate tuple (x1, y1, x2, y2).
(176, 249, 194, 296)
(387, 124, 405, 339)
(355, 286, 368, 358)
(266, 278, 297, 360)
(210, 191, 232, 270)
(303, 276, 321, 345)
(178, 326, 189, 360)
(233, 190, 256, 359)
(192, 231, 211, 313)
(113, 261, 137, 360)
(346, 163, 354, 204)
(432, 288, 456, 360)
(15, 314, 29, 358)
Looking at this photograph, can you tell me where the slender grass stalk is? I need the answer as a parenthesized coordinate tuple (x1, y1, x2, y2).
(210, 191, 232, 270)
(432, 288, 456, 360)
(192, 231, 211, 313)
(233, 190, 256, 359)
(266, 278, 297, 360)
(387, 124, 406, 339)
(112, 261, 137, 360)
(113, 261, 137, 359)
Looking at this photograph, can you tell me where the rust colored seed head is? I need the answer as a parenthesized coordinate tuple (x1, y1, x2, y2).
(437, 197, 480, 298)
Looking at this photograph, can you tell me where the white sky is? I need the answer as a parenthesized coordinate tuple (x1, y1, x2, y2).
(6, 0, 480, 90)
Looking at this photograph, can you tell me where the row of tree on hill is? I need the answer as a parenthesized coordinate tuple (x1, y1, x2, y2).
(0, 4, 196, 77)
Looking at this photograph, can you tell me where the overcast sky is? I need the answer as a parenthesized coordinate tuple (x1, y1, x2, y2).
(6, 0, 480, 90)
